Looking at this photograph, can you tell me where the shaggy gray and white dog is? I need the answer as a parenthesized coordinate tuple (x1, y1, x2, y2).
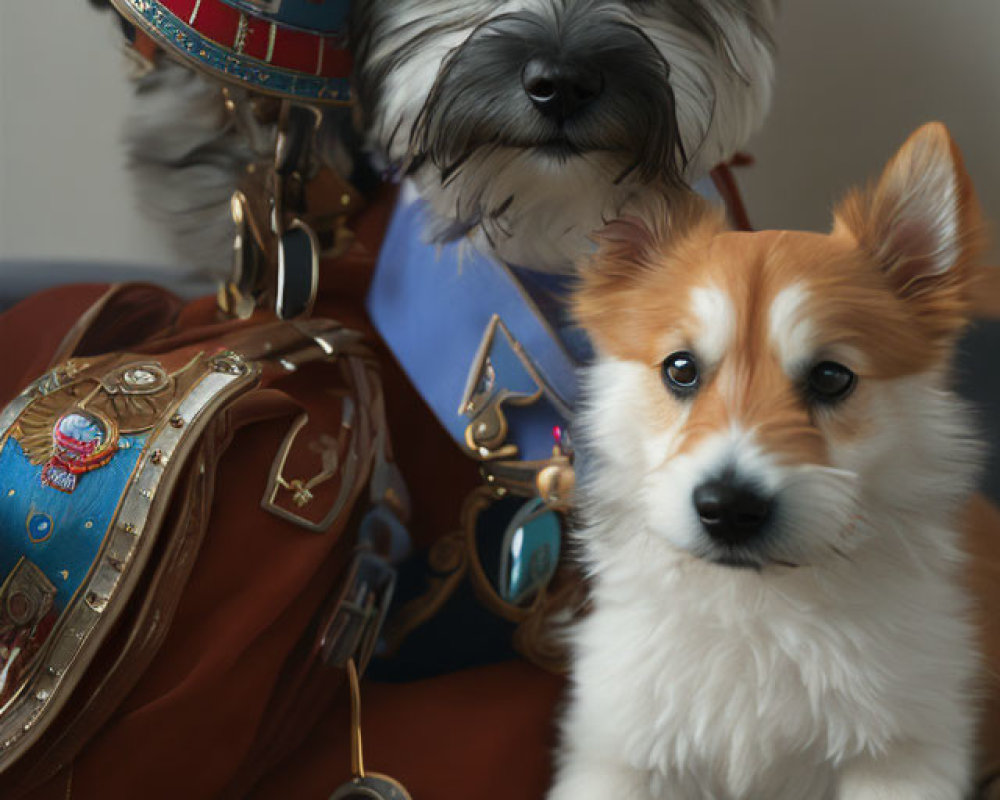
(350, 0, 779, 271)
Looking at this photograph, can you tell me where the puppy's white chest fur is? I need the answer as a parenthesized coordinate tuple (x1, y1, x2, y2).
(554, 524, 977, 800)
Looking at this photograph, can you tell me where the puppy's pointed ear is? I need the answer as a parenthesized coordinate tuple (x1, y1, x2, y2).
(834, 122, 987, 340)
(581, 193, 715, 279)
(574, 194, 721, 355)
(594, 215, 661, 260)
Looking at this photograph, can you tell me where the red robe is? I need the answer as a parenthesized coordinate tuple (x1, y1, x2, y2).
(0, 189, 563, 800)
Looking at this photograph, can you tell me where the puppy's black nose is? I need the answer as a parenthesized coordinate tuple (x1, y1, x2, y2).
(522, 57, 603, 121)
(692, 479, 773, 545)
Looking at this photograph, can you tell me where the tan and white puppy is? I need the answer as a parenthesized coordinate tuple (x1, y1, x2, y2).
(552, 123, 991, 800)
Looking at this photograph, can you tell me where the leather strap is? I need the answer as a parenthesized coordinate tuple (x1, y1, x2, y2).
(49, 283, 183, 367)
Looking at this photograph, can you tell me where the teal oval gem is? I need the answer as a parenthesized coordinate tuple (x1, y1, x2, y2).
(498, 498, 562, 607)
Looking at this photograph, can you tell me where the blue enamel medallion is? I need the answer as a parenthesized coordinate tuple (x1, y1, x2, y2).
(0, 435, 147, 612)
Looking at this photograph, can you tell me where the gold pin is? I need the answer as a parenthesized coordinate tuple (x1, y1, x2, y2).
(328, 659, 413, 799)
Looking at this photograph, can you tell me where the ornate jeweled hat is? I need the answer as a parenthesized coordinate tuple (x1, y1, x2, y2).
(109, 0, 352, 103)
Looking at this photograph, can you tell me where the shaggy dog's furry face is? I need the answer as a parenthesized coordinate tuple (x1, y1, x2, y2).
(350, 0, 778, 271)
(551, 123, 987, 799)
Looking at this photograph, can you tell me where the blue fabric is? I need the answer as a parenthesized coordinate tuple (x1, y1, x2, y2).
(367, 200, 580, 462)
(0, 435, 146, 611)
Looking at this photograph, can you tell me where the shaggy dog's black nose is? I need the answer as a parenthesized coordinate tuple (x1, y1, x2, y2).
(522, 57, 603, 121)
(693, 479, 773, 545)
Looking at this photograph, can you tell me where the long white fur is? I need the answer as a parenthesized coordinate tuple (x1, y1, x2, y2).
(362, 0, 778, 272)
(552, 291, 982, 797)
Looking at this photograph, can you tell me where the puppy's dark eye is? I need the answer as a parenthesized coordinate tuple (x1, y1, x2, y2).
(806, 361, 856, 404)
(662, 351, 699, 396)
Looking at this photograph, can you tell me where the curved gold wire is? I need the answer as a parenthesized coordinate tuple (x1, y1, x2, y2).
(347, 658, 365, 779)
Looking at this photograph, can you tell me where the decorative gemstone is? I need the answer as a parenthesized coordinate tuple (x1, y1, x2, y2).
(43, 409, 118, 493)
(124, 368, 157, 386)
(56, 412, 104, 448)
(26, 513, 54, 542)
(497, 498, 562, 607)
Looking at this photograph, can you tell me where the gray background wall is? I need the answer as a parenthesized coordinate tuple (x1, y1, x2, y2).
(741, 0, 1000, 253)
(1, 1, 998, 276)
(0, 1, 179, 272)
